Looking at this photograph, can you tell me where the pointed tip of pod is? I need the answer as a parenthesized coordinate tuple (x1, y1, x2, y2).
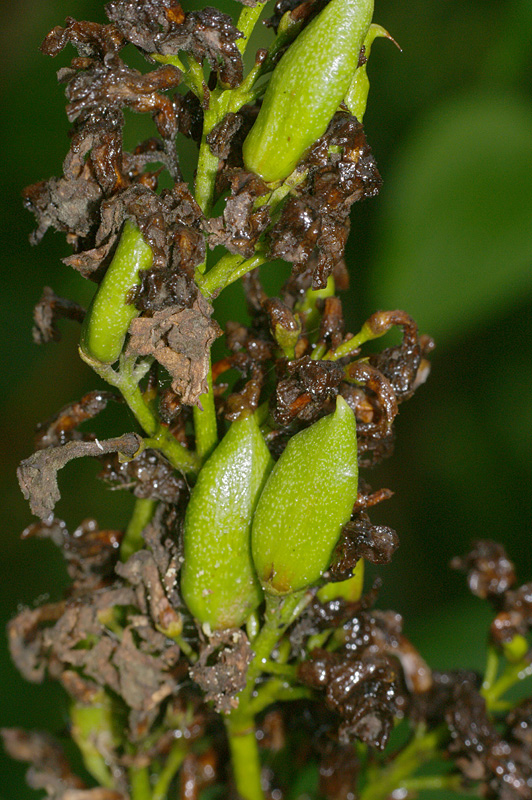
(334, 394, 353, 418)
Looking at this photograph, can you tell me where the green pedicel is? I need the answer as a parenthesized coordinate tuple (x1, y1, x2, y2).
(80, 220, 153, 364)
(243, 0, 374, 183)
(181, 413, 273, 630)
(252, 395, 358, 595)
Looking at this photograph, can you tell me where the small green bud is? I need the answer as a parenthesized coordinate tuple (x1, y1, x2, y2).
(502, 633, 529, 663)
(181, 413, 273, 630)
(252, 395, 358, 595)
(263, 298, 302, 358)
(243, 0, 374, 183)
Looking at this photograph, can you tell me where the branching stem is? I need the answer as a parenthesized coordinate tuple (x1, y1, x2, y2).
(79, 348, 200, 474)
(120, 497, 157, 562)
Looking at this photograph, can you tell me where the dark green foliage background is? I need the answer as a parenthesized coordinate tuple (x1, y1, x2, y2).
(0, 0, 530, 796)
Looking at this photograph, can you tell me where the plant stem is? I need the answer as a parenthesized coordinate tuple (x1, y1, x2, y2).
(129, 765, 152, 800)
(236, 2, 267, 55)
(398, 774, 464, 794)
(152, 740, 187, 800)
(79, 348, 200, 475)
(121, 497, 156, 562)
(482, 658, 532, 707)
(193, 355, 218, 460)
(199, 252, 268, 298)
(248, 678, 310, 716)
(195, 92, 228, 218)
(482, 645, 499, 694)
(225, 592, 311, 800)
(224, 715, 264, 800)
(360, 726, 445, 800)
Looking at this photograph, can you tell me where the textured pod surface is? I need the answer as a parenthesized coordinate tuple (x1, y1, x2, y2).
(243, 0, 374, 183)
(181, 413, 273, 630)
(252, 395, 358, 595)
(80, 220, 153, 364)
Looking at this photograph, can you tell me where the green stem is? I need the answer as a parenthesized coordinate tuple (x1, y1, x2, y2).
(151, 53, 203, 100)
(195, 93, 229, 218)
(236, 2, 267, 55)
(482, 658, 532, 707)
(397, 774, 464, 794)
(259, 661, 298, 678)
(248, 679, 310, 716)
(79, 349, 200, 475)
(360, 726, 445, 800)
(224, 715, 264, 800)
(482, 645, 500, 694)
(152, 741, 187, 800)
(319, 321, 377, 361)
(200, 252, 268, 298)
(121, 497, 156, 562)
(193, 354, 218, 460)
(239, 592, 310, 710)
(129, 765, 152, 800)
(226, 592, 311, 800)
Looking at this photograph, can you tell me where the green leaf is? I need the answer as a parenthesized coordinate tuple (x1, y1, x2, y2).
(370, 91, 532, 344)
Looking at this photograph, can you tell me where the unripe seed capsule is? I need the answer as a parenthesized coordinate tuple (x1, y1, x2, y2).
(80, 221, 153, 364)
(252, 395, 358, 595)
(181, 413, 273, 630)
(243, 0, 374, 183)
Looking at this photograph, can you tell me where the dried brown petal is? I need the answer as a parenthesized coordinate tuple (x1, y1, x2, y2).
(446, 679, 532, 798)
(367, 311, 422, 402)
(298, 650, 398, 749)
(23, 170, 102, 247)
(98, 448, 186, 503)
(17, 433, 142, 520)
(22, 517, 122, 588)
(7, 603, 66, 683)
(204, 170, 270, 257)
(35, 391, 115, 449)
(272, 356, 344, 426)
(127, 294, 221, 405)
(107, 2, 244, 87)
(0, 728, 86, 795)
(410, 669, 480, 728)
(451, 540, 517, 601)
(268, 114, 381, 289)
(190, 630, 253, 713)
(32, 287, 86, 344)
(116, 546, 183, 637)
(328, 513, 399, 580)
(491, 582, 532, 646)
(42, 18, 124, 59)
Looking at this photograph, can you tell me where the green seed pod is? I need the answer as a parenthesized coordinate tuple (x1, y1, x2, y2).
(80, 220, 153, 364)
(181, 413, 273, 630)
(243, 0, 374, 183)
(252, 395, 358, 595)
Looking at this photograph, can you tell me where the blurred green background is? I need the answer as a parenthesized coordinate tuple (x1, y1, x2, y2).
(0, 0, 530, 796)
